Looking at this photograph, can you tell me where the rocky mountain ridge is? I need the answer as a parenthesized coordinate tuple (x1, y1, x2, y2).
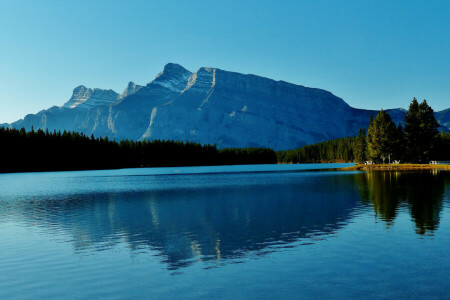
(2, 63, 449, 150)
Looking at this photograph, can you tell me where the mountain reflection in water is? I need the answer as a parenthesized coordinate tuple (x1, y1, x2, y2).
(0, 169, 449, 270)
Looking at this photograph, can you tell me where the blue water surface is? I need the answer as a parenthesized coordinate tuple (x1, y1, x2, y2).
(0, 164, 449, 299)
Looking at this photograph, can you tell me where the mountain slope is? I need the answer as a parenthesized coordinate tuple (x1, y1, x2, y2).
(3, 63, 449, 150)
(436, 109, 450, 131)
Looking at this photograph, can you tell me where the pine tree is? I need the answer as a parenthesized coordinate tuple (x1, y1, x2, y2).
(354, 128, 367, 163)
(392, 124, 405, 161)
(366, 110, 397, 163)
(418, 100, 439, 161)
(404, 98, 421, 161)
(404, 98, 439, 162)
(365, 114, 374, 160)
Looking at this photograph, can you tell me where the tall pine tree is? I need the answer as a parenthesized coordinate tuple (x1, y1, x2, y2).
(354, 128, 367, 163)
(404, 98, 439, 162)
(366, 110, 397, 163)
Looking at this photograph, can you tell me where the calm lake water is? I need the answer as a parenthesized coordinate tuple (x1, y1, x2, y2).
(0, 164, 449, 299)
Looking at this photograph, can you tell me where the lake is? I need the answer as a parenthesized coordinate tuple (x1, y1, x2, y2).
(0, 164, 449, 299)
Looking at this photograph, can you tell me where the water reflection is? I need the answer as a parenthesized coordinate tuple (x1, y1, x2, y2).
(355, 171, 447, 235)
(0, 170, 449, 269)
(1, 173, 361, 270)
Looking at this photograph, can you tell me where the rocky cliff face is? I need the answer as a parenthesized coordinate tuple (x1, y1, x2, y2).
(63, 86, 119, 109)
(140, 67, 355, 149)
(4, 63, 450, 150)
(119, 82, 143, 100)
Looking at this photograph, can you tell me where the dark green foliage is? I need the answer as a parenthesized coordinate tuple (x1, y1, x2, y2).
(276, 98, 447, 164)
(276, 104, 449, 164)
(0, 128, 276, 173)
(404, 98, 423, 162)
(275, 131, 450, 164)
(276, 137, 357, 163)
(393, 124, 406, 161)
(404, 98, 440, 162)
(354, 128, 367, 163)
(434, 131, 450, 161)
(218, 147, 277, 165)
(366, 110, 399, 163)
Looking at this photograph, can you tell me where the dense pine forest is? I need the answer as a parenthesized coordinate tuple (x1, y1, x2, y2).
(277, 99, 450, 164)
(276, 131, 450, 164)
(0, 127, 276, 173)
(276, 137, 357, 163)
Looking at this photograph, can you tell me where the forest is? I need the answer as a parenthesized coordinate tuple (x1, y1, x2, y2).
(276, 131, 450, 164)
(276, 137, 357, 163)
(0, 127, 276, 173)
(277, 99, 450, 164)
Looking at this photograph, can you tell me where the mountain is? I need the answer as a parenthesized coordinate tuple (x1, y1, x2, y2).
(436, 109, 450, 131)
(62, 86, 119, 109)
(2, 63, 449, 150)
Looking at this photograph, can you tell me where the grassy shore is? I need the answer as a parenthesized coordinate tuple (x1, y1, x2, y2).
(340, 163, 450, 171)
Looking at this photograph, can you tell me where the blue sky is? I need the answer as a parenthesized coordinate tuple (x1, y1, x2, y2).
(0, 0, 449, 123)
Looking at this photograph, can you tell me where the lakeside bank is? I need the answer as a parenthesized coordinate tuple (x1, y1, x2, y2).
(340, 163, 450, 171)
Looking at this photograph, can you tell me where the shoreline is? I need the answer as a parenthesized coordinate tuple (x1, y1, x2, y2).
(339, 163, 450, 171)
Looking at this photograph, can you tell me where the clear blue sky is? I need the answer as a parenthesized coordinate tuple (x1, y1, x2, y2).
(0, 0, 449, 123)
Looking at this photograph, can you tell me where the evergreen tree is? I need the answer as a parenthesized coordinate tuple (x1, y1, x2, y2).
(392, 124, 405, 161)
(418, 100, 439, 161)
(354, 128, 367, 163)
(0, 127, 277, 173)
(404, 98, 421, 162)
(366, 110, 397, 163)
(365, 114, 374, 160)
(404, 98, 439, 162)
(276, 136, 357, 163)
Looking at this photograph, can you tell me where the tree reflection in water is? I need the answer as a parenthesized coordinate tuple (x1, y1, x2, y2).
(355, 171, 447, 235)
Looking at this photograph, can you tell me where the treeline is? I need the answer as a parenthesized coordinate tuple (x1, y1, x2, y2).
(360, 99, 448, 163)
(277, 98, 450, 164)
(276, 137, 357, 163)
(276, 130, 450, 164)
(1, 98, 448, 172)
(0, 127, 276, 173)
